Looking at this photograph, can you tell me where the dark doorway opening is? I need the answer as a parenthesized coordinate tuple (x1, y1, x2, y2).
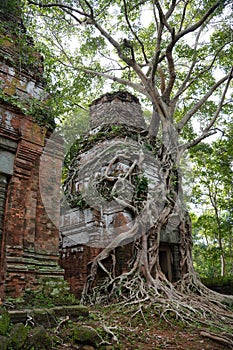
(159, 246, 172, 281)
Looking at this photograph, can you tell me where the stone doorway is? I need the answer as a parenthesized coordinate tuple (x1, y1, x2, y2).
(159, 245, 172, 281)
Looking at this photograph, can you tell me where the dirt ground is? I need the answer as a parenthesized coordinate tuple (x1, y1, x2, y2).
(94, 307, 230, 350)
(116, 324, 229, 349)
(56, 305, 231, 350)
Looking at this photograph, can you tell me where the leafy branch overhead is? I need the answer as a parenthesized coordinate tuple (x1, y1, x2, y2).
(25, 0, 232, 148)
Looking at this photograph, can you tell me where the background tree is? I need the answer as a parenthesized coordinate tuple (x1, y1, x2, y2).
(190, 124, 233, 278)
(22, 0, 233, 337)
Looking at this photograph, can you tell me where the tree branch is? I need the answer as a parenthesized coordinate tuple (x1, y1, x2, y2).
(83, 0, 94, 17)
(28, 0, 86, 17)
(174, 41, 229, 101)
(165, 0, 177, 20)
(173, 24, 203, 100)
(28, 0, 155, 102)
(174, 1, 221, 42)
(153, 2, 177, 102)
(162, 42, 176, 103)
(154, 0, 174, 35)
(153, 0, 221, 104)
(149, 0, 177, 84)
(149, 21, 164, 84)
(123, 0, 148, 64)
(149, 2, 175, 89)
(82, 14, 151, 91)
(81, 67, 149, 97)
(62, 7, 82, 25)
(182, 67, 233, 149)
(182, 130, 217, 150)
(178, 0, 189, 33)
(177, 73, 231, 132)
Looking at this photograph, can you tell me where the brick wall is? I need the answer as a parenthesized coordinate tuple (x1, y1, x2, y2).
(89, 91, 146, 130)
(0, 105, 64, 299)
(0, 11, 63, 299)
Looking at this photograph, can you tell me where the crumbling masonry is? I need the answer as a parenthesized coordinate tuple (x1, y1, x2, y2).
(60, 91, 181, 298)
(0, 9, 63, 299)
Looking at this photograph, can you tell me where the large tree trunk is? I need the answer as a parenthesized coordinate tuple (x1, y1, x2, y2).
(80, 130, 193, 304)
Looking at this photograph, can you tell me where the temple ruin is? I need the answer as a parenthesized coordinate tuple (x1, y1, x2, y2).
(60, 91, 181, 298)
(0, 6, 63, 299)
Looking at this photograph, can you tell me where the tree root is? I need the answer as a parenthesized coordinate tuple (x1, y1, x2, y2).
(200, 331, 233, 349)
(82, 270, 233, 344)
(102, 324, 119, 343)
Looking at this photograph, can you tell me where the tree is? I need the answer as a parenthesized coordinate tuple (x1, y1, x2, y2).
(22, 0, 233, 336)
(190, 126, 233, 278)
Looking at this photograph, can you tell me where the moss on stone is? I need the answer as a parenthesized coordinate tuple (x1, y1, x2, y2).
(73, 325, 102, 346)
(26, 325, 52, 350)
(9, 323, 28, 349)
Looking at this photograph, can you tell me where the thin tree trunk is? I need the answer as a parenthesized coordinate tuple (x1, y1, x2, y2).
(148, 104, 160, 137)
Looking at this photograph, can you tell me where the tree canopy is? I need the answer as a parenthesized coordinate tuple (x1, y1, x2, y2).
(22, 0, 232, 150)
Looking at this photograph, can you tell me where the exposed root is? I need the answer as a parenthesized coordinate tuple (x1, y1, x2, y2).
(102, 324, 119, 343)
(200, 331, 233, 349)
(55, 316, 70, 334)
(82, 268, 233, 343)
(81, 201, 233, 340)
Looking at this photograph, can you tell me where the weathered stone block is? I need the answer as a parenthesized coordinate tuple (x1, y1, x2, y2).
(73, 325, 102, 346)
(26, 325, 52, 350)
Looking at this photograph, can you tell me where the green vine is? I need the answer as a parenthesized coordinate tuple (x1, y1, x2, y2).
(0, 89, 55, 129)
(63, 124, 157, 169)
(133, 175, 148, 212)
(0, 9, 55, 129)
(62, 191, 87, 209)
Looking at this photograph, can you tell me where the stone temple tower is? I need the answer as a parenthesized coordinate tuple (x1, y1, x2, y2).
(0, 2, 63, 299)
(60, 91, 181, 298)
